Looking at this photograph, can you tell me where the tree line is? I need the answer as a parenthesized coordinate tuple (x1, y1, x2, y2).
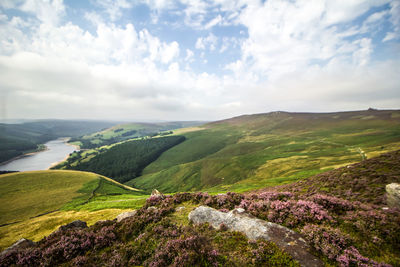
(67, 136, 186, 183)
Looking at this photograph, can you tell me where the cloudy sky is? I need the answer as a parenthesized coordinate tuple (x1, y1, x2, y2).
(0, 0, 399, 121)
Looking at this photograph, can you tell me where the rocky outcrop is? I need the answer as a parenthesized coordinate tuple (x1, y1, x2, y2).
(189, 206, 323, 267)
(116, 210, 137, 222)
(386, 183, 400, 208)
(57, 220, 87, 232)
(151, 189, 164, 198)
(0, 238, 36, 256)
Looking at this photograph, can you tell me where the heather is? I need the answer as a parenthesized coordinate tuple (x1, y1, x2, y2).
(0, 199, 298, 267)
(274, 150, 400, 205)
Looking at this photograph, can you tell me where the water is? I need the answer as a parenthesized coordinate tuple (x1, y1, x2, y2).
(0, 138, 77, 171)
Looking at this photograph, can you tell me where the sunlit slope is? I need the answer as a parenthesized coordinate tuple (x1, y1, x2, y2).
(73, 121, 203, 148)
(0, 170, 141, 226)
(128, 109, 400, 193)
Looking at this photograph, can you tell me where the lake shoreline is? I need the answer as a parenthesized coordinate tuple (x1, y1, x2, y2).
(0, 146, 49, 166)
(0, 138, 78, 172)
(47, 138, 80, 169)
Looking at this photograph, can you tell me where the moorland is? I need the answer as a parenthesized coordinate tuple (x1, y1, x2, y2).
(1, 109, 400, 266)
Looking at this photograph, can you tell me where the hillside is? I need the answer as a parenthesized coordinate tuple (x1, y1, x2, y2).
(0, 170, 145, 250)
(1, 151, 399, 266)
(70, 121, 203, 149)
(127, 109, 400, 193)
(62, 136, 186, 184)
(0, 120, 117, 164)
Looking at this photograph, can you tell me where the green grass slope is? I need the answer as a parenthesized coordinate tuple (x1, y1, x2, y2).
(128, 109, 400, 193)
(0, 170, 142, 226)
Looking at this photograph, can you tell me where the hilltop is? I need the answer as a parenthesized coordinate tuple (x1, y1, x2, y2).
(1, 150, 399, 266)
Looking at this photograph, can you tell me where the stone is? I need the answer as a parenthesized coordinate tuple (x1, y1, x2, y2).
(58, 220, 87, 232)
(386, 183, 400, 208)
(151, 189, 164, 197)
(176, 206, 185, 211)
(1, 238, 36, 256)
(189, 206, 323, 267)
(116, 210, 137, 222)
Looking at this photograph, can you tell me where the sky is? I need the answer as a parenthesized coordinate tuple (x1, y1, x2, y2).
(0, 0, 399, 121)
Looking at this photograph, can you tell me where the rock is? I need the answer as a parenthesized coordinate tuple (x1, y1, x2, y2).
(116, 210, 137, 222)
(1, 238, 36, 256)
(189, 206, 323, 267)
(147, 206, 158, 211)
(151, 189, 164, 198)
(386, 183, 400, 208)
(58, 220, 87, 232)
(176, 206, 185, 211)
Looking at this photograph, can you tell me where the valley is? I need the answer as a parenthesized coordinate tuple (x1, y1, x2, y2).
(1, 109, 400, 266)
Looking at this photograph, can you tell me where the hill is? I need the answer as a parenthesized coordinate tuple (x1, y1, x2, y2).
(70, 121, 203, 149)
(127, 109, 400, 193)
(1, 151, 399, 266)
(0, 170, 146, 250)
(0, 120, 117, 164)
(62, 136, 186, 184)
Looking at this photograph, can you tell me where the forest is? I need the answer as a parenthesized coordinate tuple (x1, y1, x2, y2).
(66, 136, 186, 184)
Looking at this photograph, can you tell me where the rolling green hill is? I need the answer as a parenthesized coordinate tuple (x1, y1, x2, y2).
(0, 170, 142, 226)
(0, 170, 146, 250)
(127, 109, 400, 193)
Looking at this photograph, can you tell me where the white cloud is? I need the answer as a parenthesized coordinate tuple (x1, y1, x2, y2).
(205, 14, 222, 29)
(383, 0, 400, 42)
(185, 49, 194, 62)
(95, 0, 133, 22)
(0, 0, 398, 121)
(195, 33, 218, 51)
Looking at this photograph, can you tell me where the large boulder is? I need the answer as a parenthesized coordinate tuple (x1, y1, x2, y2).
(151, 189, 164, 198)
(57, 220, 87, 232)
(116, 210, 137, 222)
(189, 206, 323, 267)
(386, 183, 400, 208)
(0, 238, 36, 256)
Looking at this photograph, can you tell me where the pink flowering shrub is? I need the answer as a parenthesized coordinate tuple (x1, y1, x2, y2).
(310, 194, 354, 214)
(301, 224, 351, 260)
(337, 246, 391, 267)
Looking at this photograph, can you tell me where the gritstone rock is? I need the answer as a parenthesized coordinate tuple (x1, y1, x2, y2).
(0, 238, 36, 256)
(116, 210, 137, 222)
(386, 183, 400, 208)
(57, 220, 88, 232)
(189, 206, 323, 267)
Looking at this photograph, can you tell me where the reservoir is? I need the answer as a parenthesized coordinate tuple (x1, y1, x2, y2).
(0, 138, 77, 171)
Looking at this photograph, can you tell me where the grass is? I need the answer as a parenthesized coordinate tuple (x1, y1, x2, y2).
(0, 170, 148, 250)
(128, 110, 400, 193)
(0, 209, 125, 251)
(0, 170, 98, 226)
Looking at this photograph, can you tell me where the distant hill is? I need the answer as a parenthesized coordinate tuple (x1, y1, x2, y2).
(70, 121, 204, 149)
(127, 109, 400, 193)
(0, 120, 118, 164)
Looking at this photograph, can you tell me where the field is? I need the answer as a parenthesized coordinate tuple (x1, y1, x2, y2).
(128, 110, 400, 193)
(0, 170, 147, 250)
